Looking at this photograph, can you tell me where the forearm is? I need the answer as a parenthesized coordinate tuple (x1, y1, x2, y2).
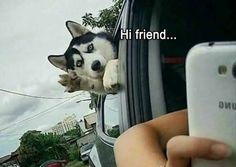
(114, 124, 166, 167)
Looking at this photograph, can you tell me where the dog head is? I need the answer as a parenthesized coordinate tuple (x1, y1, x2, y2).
(48, 21, 116, 79)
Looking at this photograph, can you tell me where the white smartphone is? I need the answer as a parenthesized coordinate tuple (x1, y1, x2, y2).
(186, 42, 236, 167)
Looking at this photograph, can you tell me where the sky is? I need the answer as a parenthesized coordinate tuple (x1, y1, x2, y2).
(0, 0, 113, 157)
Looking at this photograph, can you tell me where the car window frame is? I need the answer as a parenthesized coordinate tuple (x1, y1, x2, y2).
(95, 0, 130, 144)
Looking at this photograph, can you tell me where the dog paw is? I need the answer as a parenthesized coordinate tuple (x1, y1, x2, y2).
(58, 73, 80, 93)
(103, 59, 119, 93)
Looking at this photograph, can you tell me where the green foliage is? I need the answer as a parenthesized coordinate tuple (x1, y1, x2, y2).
(18, 131, 69, 167)
(82, 0, 123, 33)
(89, 92, 99, 110)
(18, 131, 43, 167)
(63, 126, 81, 138)
(107, 126, 120, 138)
(68, 148, 80, 161)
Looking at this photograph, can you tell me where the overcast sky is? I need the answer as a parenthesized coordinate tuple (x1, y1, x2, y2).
(0, 0, 113, 157)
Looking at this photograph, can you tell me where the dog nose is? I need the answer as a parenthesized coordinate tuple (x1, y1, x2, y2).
(91, 60, 101, 71)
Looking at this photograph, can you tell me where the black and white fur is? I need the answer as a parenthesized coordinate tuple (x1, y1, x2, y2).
(48, 21, 119, 94)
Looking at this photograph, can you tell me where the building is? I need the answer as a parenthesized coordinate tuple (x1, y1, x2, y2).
(48, 112, 97, 136)
(0, 150, 20, 167)
(63, 114, 77, 132)
(84, 112, 97, 130)
(50, 114, 78, 135)
(77, 131, 96, 147)
(76, 112, 97, 147)
(51, 122, 65, 135)
(78, 119, 87, 136)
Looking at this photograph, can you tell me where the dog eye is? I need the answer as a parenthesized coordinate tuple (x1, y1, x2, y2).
(76, 60, 83, 67)
(87, 43, 94, 53)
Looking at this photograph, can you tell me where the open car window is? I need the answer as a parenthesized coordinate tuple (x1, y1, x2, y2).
(103, 94, 120, 138)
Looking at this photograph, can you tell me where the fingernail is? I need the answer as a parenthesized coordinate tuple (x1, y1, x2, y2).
(210, 143, 232, 159)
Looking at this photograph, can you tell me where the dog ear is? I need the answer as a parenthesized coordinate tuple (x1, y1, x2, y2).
(66, 21, 90, 38)
(48, 55, 67, 72)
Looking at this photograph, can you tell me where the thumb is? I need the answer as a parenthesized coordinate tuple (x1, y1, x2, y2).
(166, 136, 232, 167)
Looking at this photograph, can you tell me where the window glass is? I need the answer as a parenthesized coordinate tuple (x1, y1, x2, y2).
(103, 94, 120, 138)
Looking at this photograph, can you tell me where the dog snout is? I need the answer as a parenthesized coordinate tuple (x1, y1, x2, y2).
(91, 60, 101, 71)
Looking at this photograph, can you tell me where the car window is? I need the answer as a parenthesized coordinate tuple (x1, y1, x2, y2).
(103, 94, 120, 138)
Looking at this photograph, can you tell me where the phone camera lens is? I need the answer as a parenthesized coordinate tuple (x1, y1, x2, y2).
(232, 63, 236, 79)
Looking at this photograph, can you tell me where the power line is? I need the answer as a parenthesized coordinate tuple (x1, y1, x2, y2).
(0, 88, 77, 99)
(0, 92, 84, 133)
(76, 98, 91, 103)
(0, 134, 23, 138)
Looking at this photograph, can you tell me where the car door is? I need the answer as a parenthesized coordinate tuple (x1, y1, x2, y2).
(90, 0, 236, 166)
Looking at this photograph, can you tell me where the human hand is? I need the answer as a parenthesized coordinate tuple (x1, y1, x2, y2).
(165, 136, 232, 167)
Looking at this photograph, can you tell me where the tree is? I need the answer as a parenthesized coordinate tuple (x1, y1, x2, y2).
(63, 125, 81, 138)
(18, 131, 69, 167)
(82, 0, 123, 33)
(107, 125, 120, 138)
(42, 133, 68, 160)
(18, 131, 43, 167)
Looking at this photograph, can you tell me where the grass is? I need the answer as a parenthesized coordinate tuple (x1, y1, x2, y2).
(65, 160, 89, 167)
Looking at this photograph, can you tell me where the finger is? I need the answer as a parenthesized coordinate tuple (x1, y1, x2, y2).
(166, 136, 232, 167)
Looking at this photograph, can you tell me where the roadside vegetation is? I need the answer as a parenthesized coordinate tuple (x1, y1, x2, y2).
(17, 128, 81, 167)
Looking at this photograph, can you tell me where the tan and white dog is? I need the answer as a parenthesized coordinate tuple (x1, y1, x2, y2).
(48, 21, 119, 94)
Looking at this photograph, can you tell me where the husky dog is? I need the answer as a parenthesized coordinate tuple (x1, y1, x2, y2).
(48, 21, 119, 94)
